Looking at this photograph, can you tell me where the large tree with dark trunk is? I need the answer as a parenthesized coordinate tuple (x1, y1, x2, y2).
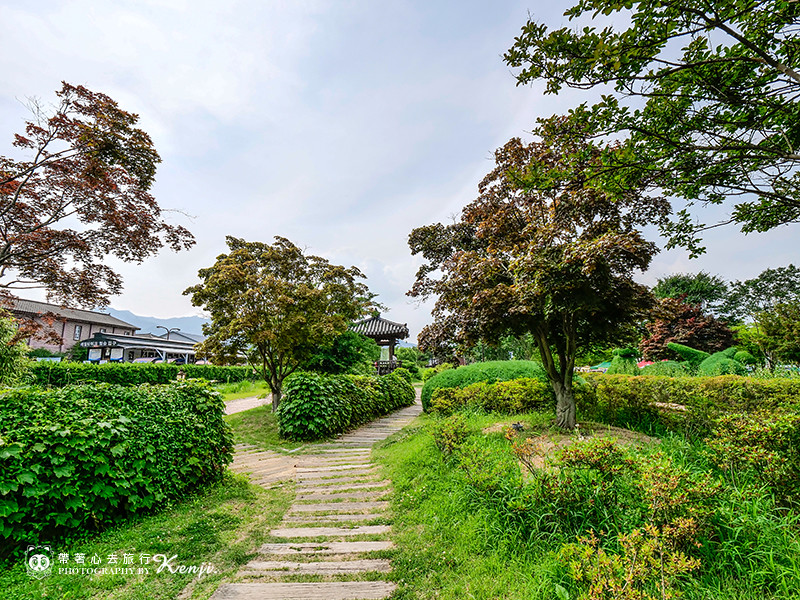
(408, 121, 668, 429)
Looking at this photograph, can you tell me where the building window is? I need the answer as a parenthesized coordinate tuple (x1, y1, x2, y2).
(124, 331, 131, 336)
(73, 325, 83, 340)
(99, 328, 107, 333)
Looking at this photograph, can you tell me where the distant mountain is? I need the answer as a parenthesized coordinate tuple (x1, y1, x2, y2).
(106, 308, 208, 337)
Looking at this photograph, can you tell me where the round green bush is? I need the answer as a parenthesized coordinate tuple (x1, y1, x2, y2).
(734, 350, 757, 365)
(698, 354, 747, 376)
(421, 360, 548, 411)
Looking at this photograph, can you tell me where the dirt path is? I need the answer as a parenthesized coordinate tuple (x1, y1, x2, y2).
(210, 397, 422, 600)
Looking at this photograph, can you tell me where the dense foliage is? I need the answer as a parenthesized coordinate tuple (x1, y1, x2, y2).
(0, 381, 232, 557)
(421, 361, 549, 411)
(304, 330, 380, 375)
(652, 271, 728, 314)
(0, 83, 193, 307)
(640, 298, 733, 360)
(506, 0, 800, 254)
(429, 377, 554, 414)
(28, 362, 254, 387)
(185, 236, 376, 409)
(409, 127, 666, 428)
(276, 371, 415, 441)
(0, 313, 29, 385)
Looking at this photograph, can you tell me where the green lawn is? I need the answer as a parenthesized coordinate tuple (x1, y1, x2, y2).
(0, 474, 292, 600)
(224, 405, 304, 452)
(214, 380, 271, 402)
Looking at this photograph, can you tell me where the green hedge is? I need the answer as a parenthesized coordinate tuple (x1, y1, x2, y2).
(0, 381, 232, 557)
(578, 374, 800, 435)
(421, 360, 549, 411)
(277, 371, 415, 441)
(29, 362, 255, 387)
(430, 377, 555, 414)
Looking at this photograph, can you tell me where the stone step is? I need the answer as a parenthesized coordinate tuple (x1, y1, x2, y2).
(296, 481, 390, 492)
(241, 558, 391, 575)
(258, 541, 393, 555)
(270, 525, 390, 538)
(281, 513, 385, 524)
(211, 581, 396, 600)
(296, 473, 381, 484)
(296, 491, 387, 502)
(289, 501, 389, 513)
(296, 465, 377, 473)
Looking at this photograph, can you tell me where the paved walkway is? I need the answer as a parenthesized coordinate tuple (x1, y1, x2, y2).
(225, 395, 270, 415)
(211, 397, 422, 600)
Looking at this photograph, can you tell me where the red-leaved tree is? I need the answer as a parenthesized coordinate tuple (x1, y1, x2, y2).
(0, 82, 194, 308)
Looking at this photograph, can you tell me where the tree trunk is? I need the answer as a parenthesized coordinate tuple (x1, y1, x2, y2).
(271, 381, 282, 412)
(553, 381, 576, 430)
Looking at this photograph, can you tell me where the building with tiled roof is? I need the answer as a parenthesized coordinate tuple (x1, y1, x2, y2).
(350, 314, 410, 374)
(7, 297, 139, 353)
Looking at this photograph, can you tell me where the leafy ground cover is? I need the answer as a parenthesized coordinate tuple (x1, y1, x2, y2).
(375, 409, 800, 599)
(0, 473, 292, 600)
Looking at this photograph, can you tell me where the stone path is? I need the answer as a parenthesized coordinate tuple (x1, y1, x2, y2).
(225, 395, 270, 415)
(211, 396, 422, 600)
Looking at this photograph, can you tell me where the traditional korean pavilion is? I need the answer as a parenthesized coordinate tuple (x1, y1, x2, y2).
(350, 315, 410, 375)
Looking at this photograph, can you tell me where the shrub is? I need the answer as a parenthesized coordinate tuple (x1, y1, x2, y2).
(666, 342, 710, 370)
(639, 360, 690, 377)
(0, 314, 29, 385)
(392, 367, 413, 384)
(578, 374, 800, 436)
(29, 362, 254, 387)
(606, 353, 639, 375)
(0, 381, 232, 557)
(698, 352, 747, 376)
(705, 410, 800, 504)
(421, 360, 549, 411)
(734, 350, 757, 365)
(421, 363, 453, 382)
(276, 370, 415, 441)
(430, 377, 554, 414)
(431, 413, 469, 456)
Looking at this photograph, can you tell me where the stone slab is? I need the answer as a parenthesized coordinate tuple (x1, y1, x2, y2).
(270, 525, 390, 538)
(257, 541, 393, 555)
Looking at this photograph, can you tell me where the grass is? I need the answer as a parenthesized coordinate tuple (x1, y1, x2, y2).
(214, 379, 271, 402)
(375, 409, 800, 600)
(224, 405, 305, 452)
(0, 473, 293, 600)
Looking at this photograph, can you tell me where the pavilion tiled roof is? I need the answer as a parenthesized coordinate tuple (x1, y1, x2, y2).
(351, 315, 409, 340)
(7, 298, 139, 330)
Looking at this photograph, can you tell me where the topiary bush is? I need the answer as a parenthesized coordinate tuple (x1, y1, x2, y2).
(0, 381, 232, 557)
(606, 348, 640, 375)
(698, 352, 747, 376)
(28, 362, 254, 387)
(666, 342, 710, 371)
(421, 361, 549, 411)
(277, 370, 415, 441)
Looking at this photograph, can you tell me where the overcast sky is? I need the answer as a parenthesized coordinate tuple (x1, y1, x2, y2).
(1, 1, 798, 342)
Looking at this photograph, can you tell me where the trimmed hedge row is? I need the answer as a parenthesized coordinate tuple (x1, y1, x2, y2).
(0, 381, 233, 557)
(421, 361, 549, 411)
(579, 374, 800, 434)
(430, 377, 555, 414)
(29, 362, 255, 387)
(277, 371, 415, 441)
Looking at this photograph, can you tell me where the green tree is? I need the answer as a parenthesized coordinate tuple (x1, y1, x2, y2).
(0, 82, 194, 307)
(184, 236, 376, 410)
(505, 0, 800, 255)
(408, 126, 667, 429)
(305, 330, 380, 375)
(754, 302, 800, 366)
(0, 312, 29, 385)
(722, 264, 800, 322)
(652, 272, 728, 313)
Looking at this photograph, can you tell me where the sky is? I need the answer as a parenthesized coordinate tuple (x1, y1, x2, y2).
(1, 0, 798, 342)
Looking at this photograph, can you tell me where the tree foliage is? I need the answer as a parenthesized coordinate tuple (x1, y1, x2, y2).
(505, 0, 800, 255)
(753, 302, 800, 366)
(184, 236, 376, 410)
(652, 271, 728, 313)
(0, 82, 194, 306)
(721, 264, 800, 322)
(304, 330, 380, 375)
(408, 124, 667, 429)
(0, 311, 29, 385)
(639, 298, 734, 361)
